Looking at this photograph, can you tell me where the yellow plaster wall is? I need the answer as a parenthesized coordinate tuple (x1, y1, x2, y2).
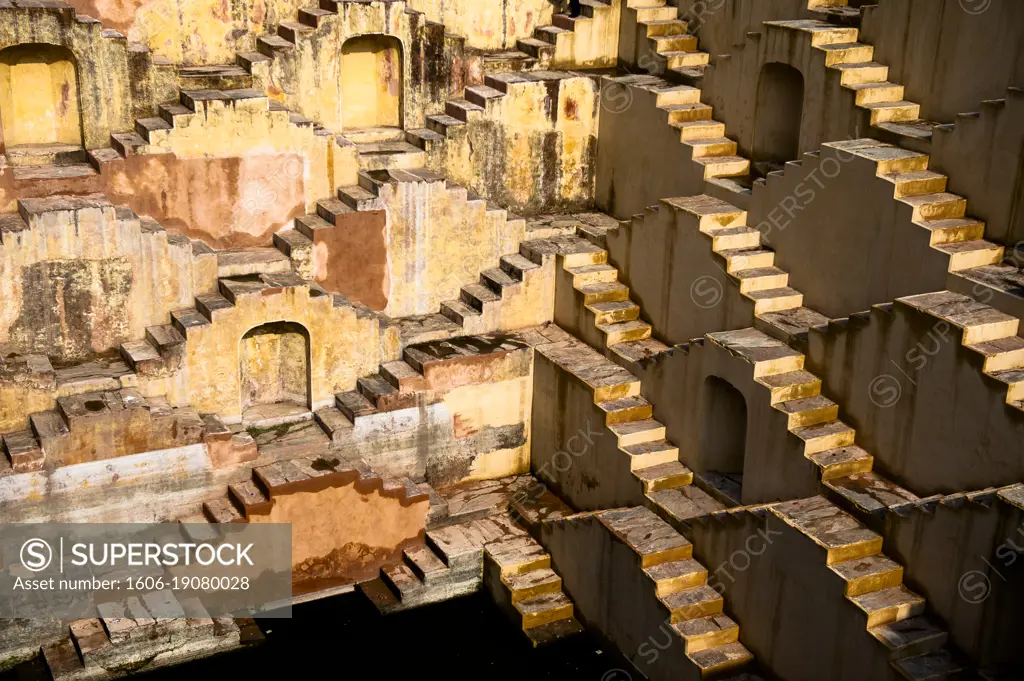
(341, 34, 402, 129)
(406, 0, 552, 50)
(374, 177, 525, 318)
(0, 45, 82, 148)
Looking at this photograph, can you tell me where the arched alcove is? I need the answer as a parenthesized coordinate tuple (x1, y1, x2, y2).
(0, 43, 83, 159)
(752, 62, 804, 173)
(341, 34, 403, 130)
(698, 375, 749, 496)
(239, 321, 312, 419)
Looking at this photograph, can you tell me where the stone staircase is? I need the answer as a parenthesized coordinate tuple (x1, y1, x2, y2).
(602, 73, 755, 202)
(301, 167, 543, 347)
(896, 291, 1024, 412)
(808, 139, 1003, 272)
(622, 0, 708, 78)
(362, 508, 585, 646)
(523, 233, 673, 373)
(515, 0, 619, 69)
(331, 331, 529, 427)
(102, 88, 324, 162)
(596, 506, 759, 677)
(771, 496, 967, 680)
(705, 327, 919, 516)
(764, 19, 939, 146)
(407, 70, 591, 158)
(41, 591, 255, 680)
(528, 324, 726, 525)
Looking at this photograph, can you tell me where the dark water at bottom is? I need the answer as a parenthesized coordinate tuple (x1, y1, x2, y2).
(58, 590, 635, 680)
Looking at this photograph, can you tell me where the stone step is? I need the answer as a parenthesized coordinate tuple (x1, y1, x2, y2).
(599, 319, 652, 345)
(755, 369, 822, 404)
(688, 641, 755, 677)
(577, 281, 630, 304)
(524, 615, 585, 647)
(734, 266, 789, 293)
(818, 42, 875, 67)
(673, 613, 740, 654)
(633, 460, 693, 492)
(597, 395, 654, 425)
(884, 169, 948, 199)
(870, 615, 950, 661)
(648, 485, 726, 524)
(807, 444, 874, 481)
(660, 583, 723, 623)
(772, 497, 883, 565)
(892, 649, 966, 681)
(216, 247, 291, 278)
(228, 480, 270, 517)
(933, 239, 1003, 271)
(487, 536, 551, 576)
(515, 590, 574, 629)
(644, 558, 708, 596)
(913, 216, 985, 245)
(774, 395, 840, 429)
(586, 299, 641, 325)
(621, 440, 679, 471)
(830, 554, 904, 597)
(597, 506, 692, 567)
(792, 419, 857, 455)
(503, 567, 563, 602)
(566, 262, 619, 286)
(203, 497, 243, 524)
(850, 585, 926, 628)
(643, 18, 689, 37)
(403, 544, 448, 583)
(608, 418, 666, 447)
(335, 390, 377, 421)
(899, 291, 1019, 345)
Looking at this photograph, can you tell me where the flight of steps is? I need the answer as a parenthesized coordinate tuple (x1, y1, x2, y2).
(763, 19, 940, 146)
(596, 506, 760, 678)
(407, 70, 588, 157)
(301, 167, 540, 348)
(331, 331, 529, 426)
(771, 496, 967, 680)
(897, 291, 1024, 412)
(602, 73, 754, 200)
(515, 0, 618, 68)
(624, 0, 709, 79)
(812, 139, 1003, 273)
(362, 510, 584, 646)
(524, 233, 673, 373)
(806, 139, 1024, 323)
(528, 324, 727, 525)
(706, 327, 920, 516)
(103, 88, 322, 161)
(41, 591, 256, 680)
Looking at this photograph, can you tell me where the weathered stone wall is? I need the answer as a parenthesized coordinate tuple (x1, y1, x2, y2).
(602, 199, 756, 346)
(248, 474, 429, 592)
(881, 486, 1024, 675)
(540, 513, 699, 681)
(63, 0, 310, 65)
(252, 1, 469, 134)
(371, 176, 524, 318)
(0, 196, 198, 362)
(181, 285, 380, 418)
(595, 78, 719, 220)
(407, 0, 552, 50)
(0, 3, 134, 149)
(439, 72, 599, 215)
